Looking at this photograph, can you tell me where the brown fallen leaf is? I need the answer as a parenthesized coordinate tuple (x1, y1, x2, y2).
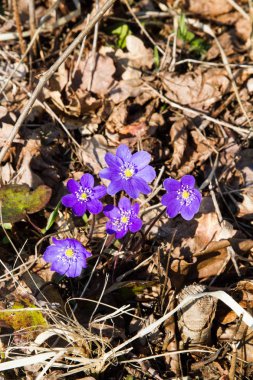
(185, 0, 233, 17)
(109, 78, 144, 104)
(170, 117, 188, 169)
(178, 284, 217, 345)
(80, 134, 116, 175)
(161, 68, 230, 111)
(80, 53, 116, 96)
(125, 35, 154, 69)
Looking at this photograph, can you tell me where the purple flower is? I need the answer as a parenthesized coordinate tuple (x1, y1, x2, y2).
(62, 173, 106, 216)
(104, 197, 142, 239)
(43, 238, 92, 278)
(99, 144, 156, 199)
(161, 175, 202, 220)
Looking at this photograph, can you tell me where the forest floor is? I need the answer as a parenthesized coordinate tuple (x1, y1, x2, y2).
(0, 0, 253, 379)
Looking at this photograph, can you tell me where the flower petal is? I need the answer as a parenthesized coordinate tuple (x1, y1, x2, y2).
(99, 168, 120, 180)
(104, 205, 121, 219)
(180, 197, 201, 220)
(87, 199, 103, 214)
(136, 165, 156, 183)
(123, 179, 139, 198)
(131, 151, 151, 170)
(131, 177, 151, 195)
(129, 217, 142, 233)
(115, 229, 127, 239)
(105, 152, 123, 169)
(192, 188, 202, 203)
(80, 173, 94, 189)
(106, 221, 116, 235)
(131, 202, 140, 215)
(65, 261, 82, 277)
(93, 185, 107, 199)
(72, 202, 87, 216)
(51, 259, 69, 276)
(107, 179, 123, 195)
(67, 179, 80, 193)
(181, 175, 195, 188)
(161, 193, 182, 218)
(52, 238, 68, 247)
(118, 197, 131, 211)
(116, 144, 132, 161)
(163, 178, 180, 192)
(43, 246, 60, 262)
(61, 194, 77, 207)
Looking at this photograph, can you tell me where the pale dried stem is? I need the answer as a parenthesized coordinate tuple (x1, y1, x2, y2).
(88, 0, 99, 91)
(226, 0, 250, 19)
(12, 0, 26, 57)
(124, 0, 165, 55)
(0, 0, 117, 164)
(29, 0, 37, 55)
(145, 83, 248, 136)
(168, 15, 178, 71)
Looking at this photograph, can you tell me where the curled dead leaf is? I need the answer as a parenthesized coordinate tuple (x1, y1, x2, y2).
(170, 118, 188, 169)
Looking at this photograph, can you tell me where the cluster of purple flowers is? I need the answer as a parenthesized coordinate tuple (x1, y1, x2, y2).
(43, 144, 202, 278)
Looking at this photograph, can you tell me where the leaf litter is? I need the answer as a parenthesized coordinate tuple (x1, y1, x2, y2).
(0, 0, 253, 379)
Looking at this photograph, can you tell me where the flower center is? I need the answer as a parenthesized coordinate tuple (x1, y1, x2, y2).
(76, 187, 93, 202)
(182, 190, 190, 199)
(80, 192, 87, 200)
(120, 162, 136, 180)
(121, 215, 129, 224)
(65, 248, 74, 258)
(124, 168, 134, 178)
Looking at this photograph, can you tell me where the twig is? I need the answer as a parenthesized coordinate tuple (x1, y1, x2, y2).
(88, 1, 99, 91)
(145, 83, 249, 136)
(124, 0, 165, 55)
(12, 0, 26, 57)
(29, 0, 37, 56)
(169, 15, 178, 71)
(0, 0, 117, 165)
(226, 0, 250, 19)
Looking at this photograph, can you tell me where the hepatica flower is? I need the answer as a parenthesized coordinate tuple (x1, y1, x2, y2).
(161, 175, 202, 220)
(43, 238, 92, 278)
(104, 197, 142, 239)
(99, 144, 156, 199)
(62, 173, 106, 216)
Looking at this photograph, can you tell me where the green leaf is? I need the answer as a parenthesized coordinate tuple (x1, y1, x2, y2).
(0, 184, 52, 223)
(111, 24, 132, 49)
(82, 213, 88, 223)
(1, 223, 12, 230)
(0, 300, 47, 331)
(154, 46, 160, 69)
(41, 201, 61, 234)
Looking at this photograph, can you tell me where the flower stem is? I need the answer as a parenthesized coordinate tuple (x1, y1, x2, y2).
(133, 207, 166, 252)
(87, 214, 96, 241)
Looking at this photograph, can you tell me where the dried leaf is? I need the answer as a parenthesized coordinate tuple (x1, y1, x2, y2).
(80, 53, 116, 96)
(109, 79, 143, 104)
(0, 184, 52, 223)
(185, 0, 232, 17)
(162, 68, 230, 111)
(0, 300, 47, 331)
(170, 118, 188, 169)
(125, 35, 154, 69)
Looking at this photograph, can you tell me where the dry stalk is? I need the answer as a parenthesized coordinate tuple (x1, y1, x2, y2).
(0, 0, 117, 164)
(145, 83, 249, 136)
(12, 0, 26, 57)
